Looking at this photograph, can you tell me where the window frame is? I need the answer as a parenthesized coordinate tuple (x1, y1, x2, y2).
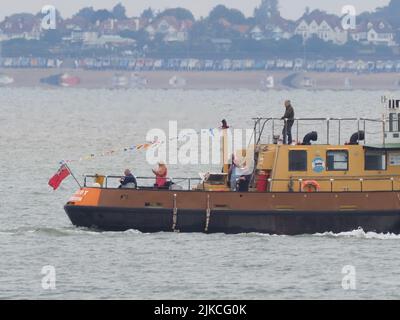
(326, 150, 349, 171)
(364, 150, 387, 171)
(288, 150, 308, 172)
(389, 113, 399, 132)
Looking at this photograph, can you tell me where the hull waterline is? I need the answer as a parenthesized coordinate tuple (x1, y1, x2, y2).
(64, 204, 400, 235)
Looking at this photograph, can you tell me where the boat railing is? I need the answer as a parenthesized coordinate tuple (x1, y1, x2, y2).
(83, 175, 202, 191)
(83, 174, 400, 193)
(256, 175, 400, 192)
(252, 117, 385, 146)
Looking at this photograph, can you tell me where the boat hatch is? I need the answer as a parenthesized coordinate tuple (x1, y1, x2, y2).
(205, 173, 228, 185)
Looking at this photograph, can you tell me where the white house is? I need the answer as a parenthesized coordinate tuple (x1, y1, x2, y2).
(0, 13, 41, 41)
(265, 16, 295, 41)
(365, 21, 395, 46)
(250, 26, 264, 41)
(146, 17, 179, 37)
(146, 16, 192, 42)
(350, 20, 396, 46)
(294, 10, 348, 45)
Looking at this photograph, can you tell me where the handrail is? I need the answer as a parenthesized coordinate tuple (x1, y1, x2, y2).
(83, 174, 400, 193)
(83, 174, 202, 190)
(252, 117, 385, 147)
(255, 176, 400, 192)
(252, 117, 383, 122)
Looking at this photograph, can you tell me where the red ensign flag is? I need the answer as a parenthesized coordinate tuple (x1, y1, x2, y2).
(48, 164, 70, 190)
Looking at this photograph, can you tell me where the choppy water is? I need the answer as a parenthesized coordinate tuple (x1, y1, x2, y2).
(1, 87, 400, 299)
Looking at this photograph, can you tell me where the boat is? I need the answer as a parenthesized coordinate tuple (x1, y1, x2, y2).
(130, 73, 148, 88)
(0, 73, 14, 86)
(64, 97, 400, 235)
(111, 73, 129, 88)
(169, 75, 187, 88)
(301, 77, 316, 89)
(344, 78, 352, 89)
(40, 73, 80, 87)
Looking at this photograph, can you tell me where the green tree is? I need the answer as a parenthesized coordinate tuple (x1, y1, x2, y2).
(141, 7, 155, 20)
(157, 8, 195, 21)
(74, 7, 113, 23)
(2, 39, 51, 57)
(189, 19, 209, 42)
(74, 7, 95, 20)
(254, 0, 280, 25)
(208, 5, 246, 25)
(112, 3, 127, 20)
(92, 9, 113, 23)
(41, 29, 63, 44)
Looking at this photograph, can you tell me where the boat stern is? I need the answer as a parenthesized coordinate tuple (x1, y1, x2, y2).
(64, 188, 102, 228)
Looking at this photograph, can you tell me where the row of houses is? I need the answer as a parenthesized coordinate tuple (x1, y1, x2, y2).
(2, 57, 400, 73)
(0, 9, 398, 47)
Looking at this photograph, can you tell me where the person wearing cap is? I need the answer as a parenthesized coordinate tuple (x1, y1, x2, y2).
(281, 100, 295, 145)
(152, 162, 168, 188)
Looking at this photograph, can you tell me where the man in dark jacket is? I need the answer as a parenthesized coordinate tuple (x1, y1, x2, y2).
(119, 169, 137, 189)
(281, 100, 295, 145)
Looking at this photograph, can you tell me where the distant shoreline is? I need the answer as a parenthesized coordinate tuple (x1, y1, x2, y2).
(1, 69, 399, 90)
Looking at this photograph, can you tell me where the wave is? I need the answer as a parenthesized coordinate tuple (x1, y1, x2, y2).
(313, 228, 400, 240)
(1, 227, 399, 239)
(0, 227, 98, 236)
(0, 227, 143, 237)
(237, 228, 400, 240)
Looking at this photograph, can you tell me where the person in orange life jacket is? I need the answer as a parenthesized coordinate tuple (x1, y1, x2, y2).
(152, 162, 168, 188)
(281, 100, 295, 145)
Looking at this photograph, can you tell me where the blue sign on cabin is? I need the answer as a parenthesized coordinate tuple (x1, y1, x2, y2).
(312, 157, 325, 173)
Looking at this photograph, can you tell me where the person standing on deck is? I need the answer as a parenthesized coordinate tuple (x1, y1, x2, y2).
(152, 162, 168, 188)
(228, 154, 238, 191)
(281, 100, 295, 145)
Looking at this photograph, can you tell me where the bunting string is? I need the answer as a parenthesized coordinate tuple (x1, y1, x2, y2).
(63, 128, 221, 163)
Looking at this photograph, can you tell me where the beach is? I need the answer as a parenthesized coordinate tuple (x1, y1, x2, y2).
(1, 68, 400, 90)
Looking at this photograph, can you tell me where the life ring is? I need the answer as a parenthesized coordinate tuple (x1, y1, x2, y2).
(301, 180, 320, 192)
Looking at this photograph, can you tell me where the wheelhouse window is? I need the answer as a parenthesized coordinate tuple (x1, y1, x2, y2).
(365, 151, 386, 171)
(289, 150, 307, 171)
(327, 150, 348, 171)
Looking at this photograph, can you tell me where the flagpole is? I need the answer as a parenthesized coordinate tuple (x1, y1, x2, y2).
(63, 162, 82, 189)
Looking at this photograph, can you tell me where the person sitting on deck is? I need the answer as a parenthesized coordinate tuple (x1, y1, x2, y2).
(119, 169, 137, 189)
(93, 174, 105, 188)
(152, 162, 168, 188)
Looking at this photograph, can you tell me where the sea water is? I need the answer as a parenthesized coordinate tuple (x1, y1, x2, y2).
(1, 87, 399, 299)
